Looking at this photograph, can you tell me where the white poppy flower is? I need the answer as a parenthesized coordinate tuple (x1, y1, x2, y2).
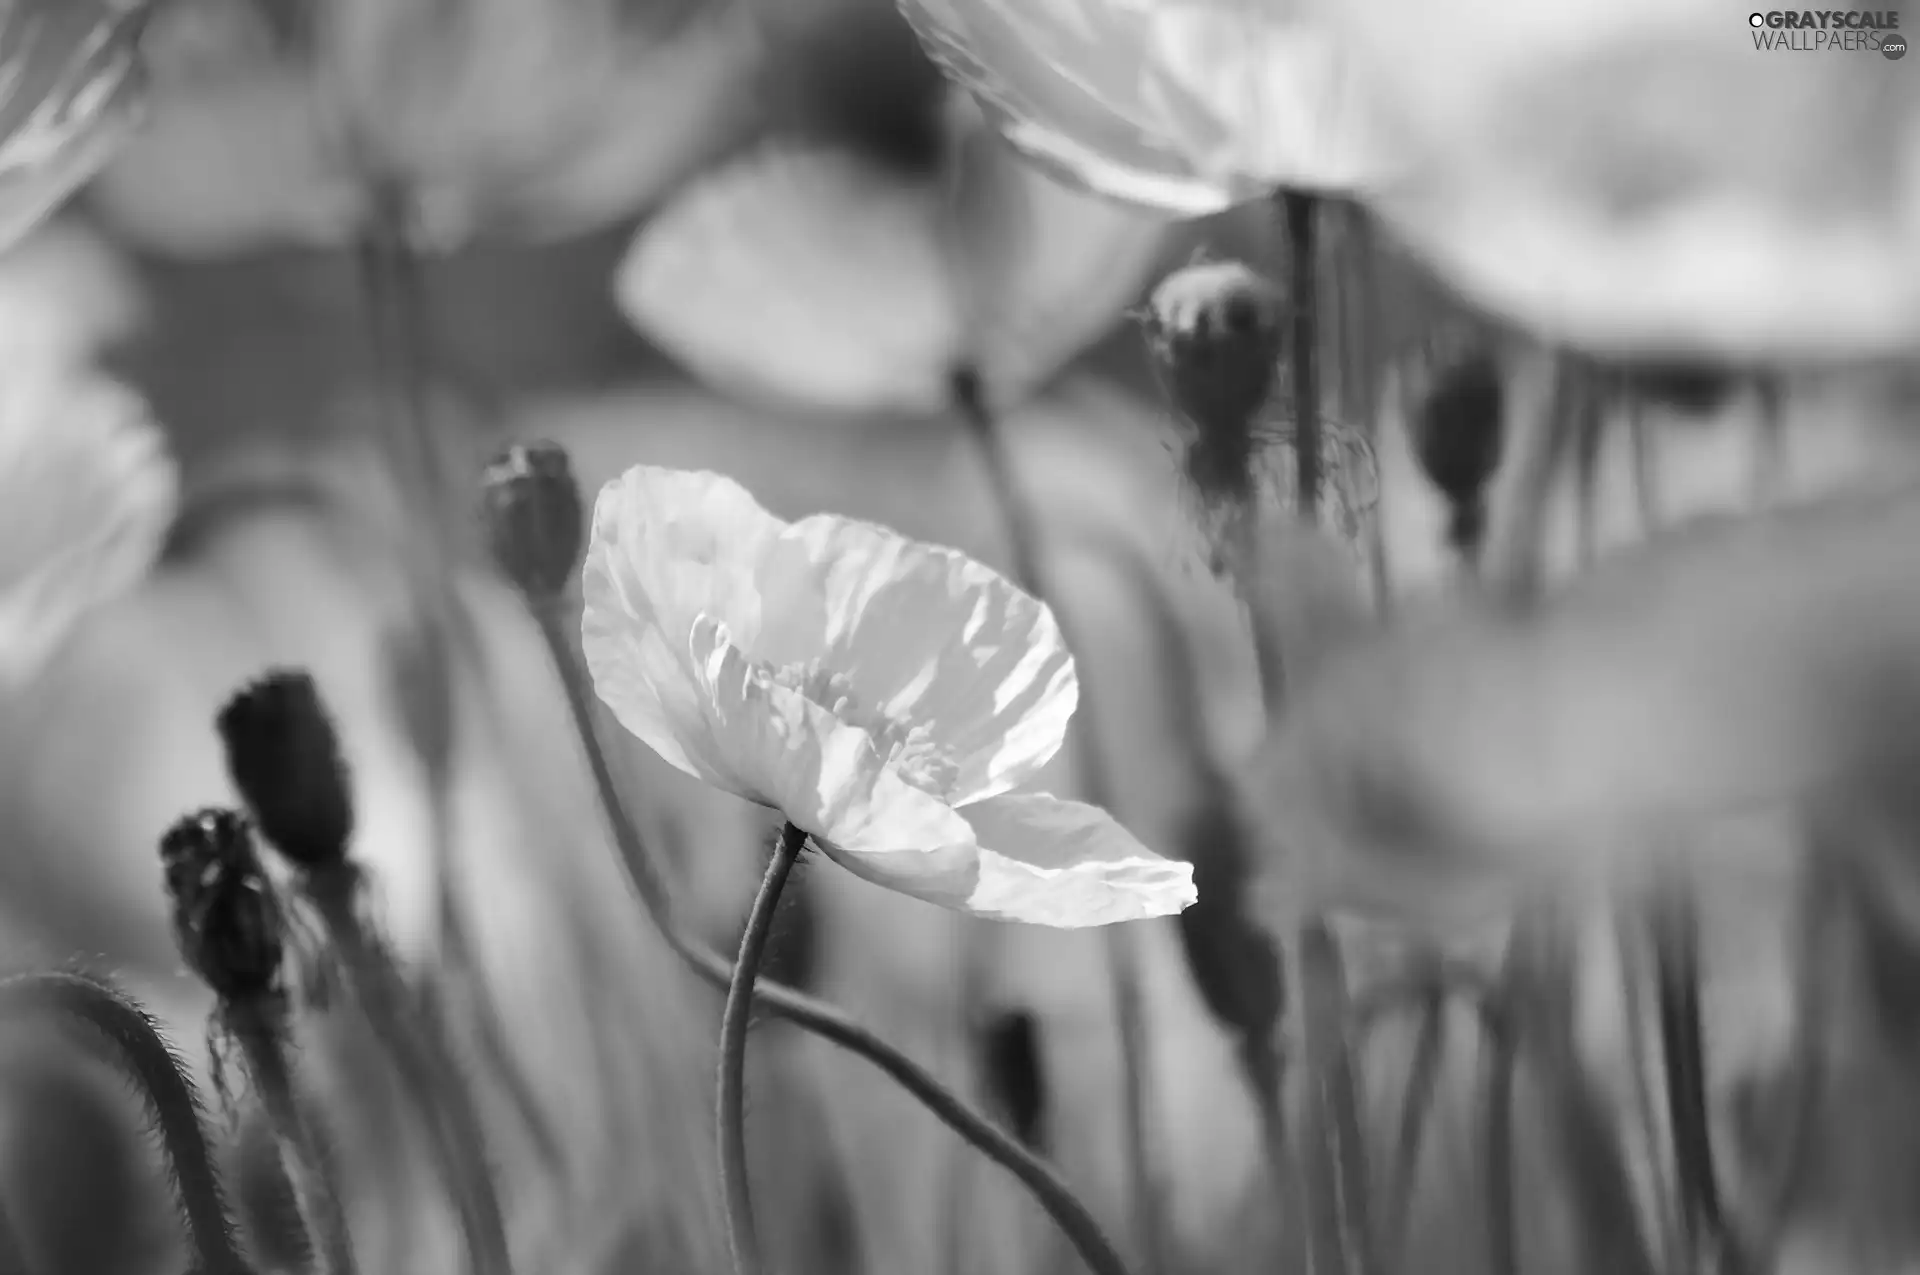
(0, 369, 178, 687)
(580, 465, 1197, 928)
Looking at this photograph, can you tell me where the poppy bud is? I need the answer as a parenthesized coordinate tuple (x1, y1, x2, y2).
(1142, 261, 1288, 509)
(215, 670, 354, 872)
(1406, 347, 1505, 553)
(159, 809, 286, 1004)
(481, 440, 585, 600)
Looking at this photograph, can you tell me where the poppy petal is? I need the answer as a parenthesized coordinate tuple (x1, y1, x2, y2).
(690, 616, 978, 867)
(956, 793, 1196, 927)
(751, 513, 1077, 806)
(580, 466, 787, 784)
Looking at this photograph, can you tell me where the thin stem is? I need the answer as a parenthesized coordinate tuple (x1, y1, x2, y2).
(532, 600, 1136, 1275)
(1481, 350, 1579, 608)
(1651, 880, 1728, 1268)
(948, 367, 1165, 1275)
(1481, 1002, 1519, 1275)
(718, 821, 805, 1275)
(1295, 920, 1376, 1275)
(227, 999, 357, 1275)
(1383, 989, 1447, 1264)
(301, 870, 514, 1275)
(1281, 191, 1323, 521)
(0, 971, 253, 1275)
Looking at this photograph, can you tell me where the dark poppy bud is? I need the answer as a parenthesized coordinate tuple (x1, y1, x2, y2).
(481, 440, 585, 600)
(1406, 347, 1505, 552)
(1142, 262, 1288, 507)
(159, 809, 286, 1003)
(215, 670, 354, 871)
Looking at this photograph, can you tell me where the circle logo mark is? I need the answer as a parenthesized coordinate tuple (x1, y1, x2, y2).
(1886, 34, 1909, 59)
(1749, 12, 1766, 26)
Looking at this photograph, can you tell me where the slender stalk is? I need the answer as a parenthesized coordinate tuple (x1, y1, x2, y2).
(358, 187, 563, 1190)
(1281, 192, 1323, 520)
(298, 869, 513, 1275)
(1383, 988, 1447, 1264)
(1651, 878, 1730, 1269)
(0, 971, 253, 1275)
(718, 823, 806, 1275)
(227, 999, 357, 1275)
(1295, 920, 1375, 1275)
(1480, 999, 1519, 1275)
(531, 600, 1136, 1275)
(1481, 350, 1579, 607)
(1611, 902, 1681, 1265)
(948, 368, 1165, 1275)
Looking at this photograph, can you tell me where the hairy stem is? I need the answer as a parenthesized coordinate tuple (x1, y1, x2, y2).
(0, 971, 252, 1275)
(302, 869, 513, 1275)
(718, 823, 805, 1275)
(1295, 921, 1375, 1275)
(532, 599, 1137, 1275)
(1282, 191, 1323, 521)
(228, 999, 356, 1275)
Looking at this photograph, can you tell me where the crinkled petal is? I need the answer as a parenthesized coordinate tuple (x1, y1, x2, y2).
(955, 793, 1196, 927)
(689, 616, 978, 874)
(749, 513, 1078, 805)
(580, 465, 788, 782)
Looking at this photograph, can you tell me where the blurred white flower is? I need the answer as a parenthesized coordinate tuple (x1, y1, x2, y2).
(86, 0, 763, 253)
(0, 368, 177, 688)
(581, 464, 1196, 927)
(1309, 0, 1920, 360)
(616, 101, 1168, 414)
(0, 0, 150, 251)
(897, 0, 1381, 213)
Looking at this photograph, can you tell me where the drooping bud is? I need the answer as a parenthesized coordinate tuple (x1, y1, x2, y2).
(1405, 346, 1505, 554)
(159, 809, 286, 1004)
(481, 440, 585, 600)
(215, 670, 354, 871)
(1141, 260, 1288, 513)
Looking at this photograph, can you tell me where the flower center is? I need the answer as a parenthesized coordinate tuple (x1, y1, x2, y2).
(775, 660, 960, 797)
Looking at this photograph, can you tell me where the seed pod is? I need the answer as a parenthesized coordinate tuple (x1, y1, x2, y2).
(1406, 347, 1505, 553)
(159, 809, 287, 1004)
(216, 670, 354, 871)
(481, 440, 586, 600)
(1142, 260, 1287, 512)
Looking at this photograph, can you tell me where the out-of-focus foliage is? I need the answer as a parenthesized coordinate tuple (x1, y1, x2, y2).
(895, 0, 1379, 213)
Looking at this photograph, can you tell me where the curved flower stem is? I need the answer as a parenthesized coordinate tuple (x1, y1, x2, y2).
(300, 868, 513, 1275)
(718, 822, 806, 1275)
(531, 599, 1136, 1275)
(1280, 191, 1323, 521)
(0, 971, 253, 1275)
(949, 367, 1165, 1275)
(226, 997, 356, 1275)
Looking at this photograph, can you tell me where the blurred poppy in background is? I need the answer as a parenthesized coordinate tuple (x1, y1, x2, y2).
(1312, 0, 1920, 361)
(896, 0, 1380, 214)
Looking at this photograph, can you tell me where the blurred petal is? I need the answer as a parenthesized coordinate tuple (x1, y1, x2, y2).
(753, 513, 1077, 805)
(899, 0, 1379, 212)
(616, 146, 960, 415)
(580, 466, 786, 783)
(690, 615, 978, 863)
(0, 0, 149, 251)
(1316, 0, 1920, 358)
(0, 372, 177, 687)
(956, 793, 1196, 926)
